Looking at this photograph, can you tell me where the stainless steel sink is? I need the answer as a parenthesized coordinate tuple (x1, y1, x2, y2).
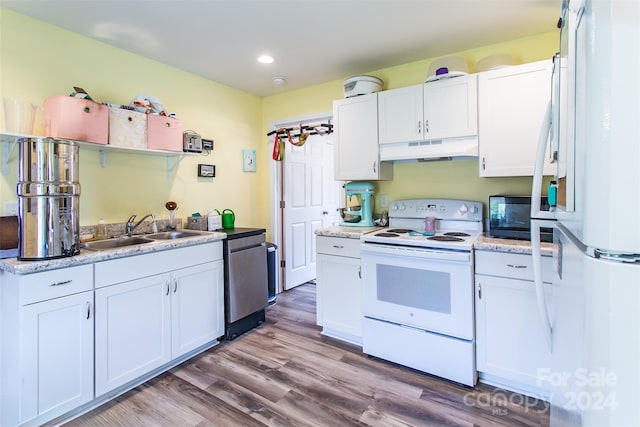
(83, 236, 154, 251)
(146, 230, 205, 240)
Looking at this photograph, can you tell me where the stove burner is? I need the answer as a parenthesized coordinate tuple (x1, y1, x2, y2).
(443, 232, 470, 237)
(386, 229, 413, 233)
(428, 235, 465, 242)
(376, 232, 400, 238)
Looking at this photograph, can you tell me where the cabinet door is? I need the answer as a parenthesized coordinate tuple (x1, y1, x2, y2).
(21, 291, 93, 423)
(478, 60, 555, 177)
(171, 260, 224, 358)
(475, 274, 552, 393)
(424, 74, 478, 140)
(95, 273, 172, 397)
(316, 253, 362, 345)
(333, 93, 392, 181)
(378, 85, 423, 144)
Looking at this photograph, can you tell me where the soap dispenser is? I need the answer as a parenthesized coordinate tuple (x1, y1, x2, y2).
(96, 219, 107, 240)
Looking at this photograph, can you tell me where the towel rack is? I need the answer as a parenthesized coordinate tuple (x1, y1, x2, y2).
(266, 121, 333, 138)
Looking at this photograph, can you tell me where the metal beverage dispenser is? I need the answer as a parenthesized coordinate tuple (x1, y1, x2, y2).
(17, 137, 80, 260)
(339, 181, 375, 227)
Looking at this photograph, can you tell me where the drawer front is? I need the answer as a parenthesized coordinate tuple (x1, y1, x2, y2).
(475, 250, 553, 283)
(20, 264, 93, 305)
(95, 242, 222, 288)
(317, 236, 361, 258)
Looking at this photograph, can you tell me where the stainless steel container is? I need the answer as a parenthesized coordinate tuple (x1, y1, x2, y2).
(17, 138, 80, 260)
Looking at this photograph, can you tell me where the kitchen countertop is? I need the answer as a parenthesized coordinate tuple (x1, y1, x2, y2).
(0, 231, 227, 275)
(474, 234, 555, 256)
(315, 226, 383, 239)
(315, 226, 555, 255)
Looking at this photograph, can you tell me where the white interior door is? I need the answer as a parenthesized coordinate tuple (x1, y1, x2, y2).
(283, 133, 339, 290)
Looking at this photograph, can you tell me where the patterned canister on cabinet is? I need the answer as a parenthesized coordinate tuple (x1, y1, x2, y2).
(108, 107, 147, 149)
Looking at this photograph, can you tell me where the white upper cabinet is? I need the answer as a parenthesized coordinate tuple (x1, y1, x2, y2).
(423, 74, 478, 140)
(378, 85, 423, 144)
(333, 93, 393, 181)
(378, 74, 478, 145)
(478, 60, 555, 177)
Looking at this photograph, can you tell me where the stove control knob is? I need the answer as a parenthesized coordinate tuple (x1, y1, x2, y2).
(391, 203, 398, 211)
(459, 204, 468, 214)
(470, 205, 479, 214)
(398, 203, 406, 211)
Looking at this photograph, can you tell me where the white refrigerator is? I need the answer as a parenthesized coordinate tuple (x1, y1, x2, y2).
(530, 0, 640, 426)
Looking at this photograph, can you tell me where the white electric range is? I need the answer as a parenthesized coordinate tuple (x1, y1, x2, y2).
(360, 199, 483, 386)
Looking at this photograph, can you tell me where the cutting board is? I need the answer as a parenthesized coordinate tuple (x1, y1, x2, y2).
(0, 216, 19, 249)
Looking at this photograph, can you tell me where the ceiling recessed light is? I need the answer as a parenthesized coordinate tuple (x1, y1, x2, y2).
(257, 55, 274, 64)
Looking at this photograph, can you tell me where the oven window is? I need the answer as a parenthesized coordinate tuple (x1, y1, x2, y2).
(376, 264, 451, 314)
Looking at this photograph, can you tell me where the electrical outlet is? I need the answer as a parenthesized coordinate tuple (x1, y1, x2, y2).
(380, 194, 388, 208)
(3, 201, 18, 216)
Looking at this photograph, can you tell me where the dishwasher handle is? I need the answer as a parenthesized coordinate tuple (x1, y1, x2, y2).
(226, 234, 266, 253)
(230, 241, 265, 253)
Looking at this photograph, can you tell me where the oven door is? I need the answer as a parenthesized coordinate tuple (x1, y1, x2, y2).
(361, 243, 474, 340)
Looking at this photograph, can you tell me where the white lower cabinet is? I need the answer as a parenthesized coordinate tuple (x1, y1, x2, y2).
(474, 250, 552, 398)
(1, 265, 94, 427)
(95, 242, 224, 397)
(1, 242, 224, 426)
(316, 236, 363, 345)
(171, 261, 224, 358)
(95, 273, 172, 396)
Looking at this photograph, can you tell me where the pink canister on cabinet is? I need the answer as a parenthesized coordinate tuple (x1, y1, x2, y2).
(44, 96, 109, 144)
(147, 115, 182, 152)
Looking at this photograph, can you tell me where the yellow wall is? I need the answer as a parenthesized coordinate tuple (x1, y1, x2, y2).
(0, 8, 267, 230)
(1, 6, 558, 234)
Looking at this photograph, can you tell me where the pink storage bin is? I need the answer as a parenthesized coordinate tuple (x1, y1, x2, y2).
(147, 115, 183, 152)
(44, 96, 108, 145)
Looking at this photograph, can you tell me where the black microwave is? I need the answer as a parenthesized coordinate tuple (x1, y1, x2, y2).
(488, 195, 553, 242)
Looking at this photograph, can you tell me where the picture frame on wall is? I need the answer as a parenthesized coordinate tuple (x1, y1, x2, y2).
(242, 149, 256, 172)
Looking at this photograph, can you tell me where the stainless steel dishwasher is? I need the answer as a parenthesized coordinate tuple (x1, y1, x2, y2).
(223, 228, 268, 340)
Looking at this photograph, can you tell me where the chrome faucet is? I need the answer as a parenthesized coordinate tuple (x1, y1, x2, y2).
(126, 213, 157, 236)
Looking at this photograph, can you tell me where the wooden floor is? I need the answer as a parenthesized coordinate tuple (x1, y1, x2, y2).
(64, 284, 550, 427)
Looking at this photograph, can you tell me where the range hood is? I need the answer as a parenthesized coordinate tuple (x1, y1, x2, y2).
(379, 136, 478, 162)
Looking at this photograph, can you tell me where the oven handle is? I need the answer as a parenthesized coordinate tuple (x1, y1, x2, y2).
(360, 243, 470, 262)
